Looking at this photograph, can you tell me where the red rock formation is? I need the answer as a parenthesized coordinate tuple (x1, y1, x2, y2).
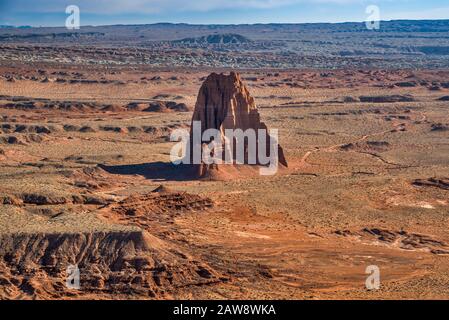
(189, 72, 287, 178)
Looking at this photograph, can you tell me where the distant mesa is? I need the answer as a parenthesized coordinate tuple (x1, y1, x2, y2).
(0, 25, 31, 29)
(0, 32, 105, 41)
(174, 33, 252, 45)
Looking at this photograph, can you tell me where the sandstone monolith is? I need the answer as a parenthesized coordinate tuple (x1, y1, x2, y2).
(188, 72, 287, 178)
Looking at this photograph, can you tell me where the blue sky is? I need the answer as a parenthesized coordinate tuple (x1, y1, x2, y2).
(1, 0, 448, 27)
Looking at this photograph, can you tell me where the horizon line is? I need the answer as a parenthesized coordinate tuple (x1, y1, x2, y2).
(2, 18, 449, 29)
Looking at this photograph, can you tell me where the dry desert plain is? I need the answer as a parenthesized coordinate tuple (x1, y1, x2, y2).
(0, 61, 449, 299)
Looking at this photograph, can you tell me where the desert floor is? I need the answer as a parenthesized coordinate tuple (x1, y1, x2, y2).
(1, 64, 449, 299)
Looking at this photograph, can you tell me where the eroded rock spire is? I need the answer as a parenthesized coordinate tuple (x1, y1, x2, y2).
(188, 72, 287, 178)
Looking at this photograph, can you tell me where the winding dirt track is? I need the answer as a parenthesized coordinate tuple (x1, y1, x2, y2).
(298, 110, 427, 170)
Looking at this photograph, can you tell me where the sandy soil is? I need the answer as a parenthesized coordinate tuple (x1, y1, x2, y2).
(1, 65, 449, 299)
